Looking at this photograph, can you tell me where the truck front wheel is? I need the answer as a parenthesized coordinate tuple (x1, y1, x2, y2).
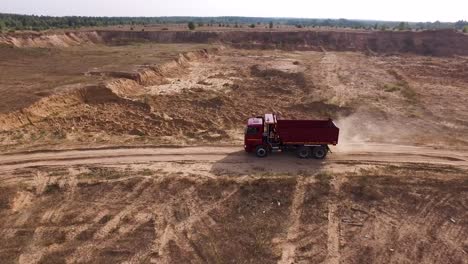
(312, 146, 327, 159)
(297, 146, 311, 159)
(255, 145, 268, 158)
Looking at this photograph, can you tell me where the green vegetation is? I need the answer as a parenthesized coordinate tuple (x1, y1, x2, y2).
(188, 21, 196, 30)
(385, 70, 418, 101)
(463, 25, 468, 33)
(77, 167, 127, 180)
(398, 22, 410, 31)
(383, 83, 401, 92)
(352, 176, 383, 200)
(315, 172, 332, 194)
(249, 23, 256, 28)
(44, 183, 61, 194)
(0, 13, 467, 32)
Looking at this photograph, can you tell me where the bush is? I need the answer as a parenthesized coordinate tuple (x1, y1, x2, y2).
(188, 21, 196, 30)
(269, 21, 273, 29)
(398, 22, 410, 31)
(463, 26, 468, 33)
(249, 24, 255, 28)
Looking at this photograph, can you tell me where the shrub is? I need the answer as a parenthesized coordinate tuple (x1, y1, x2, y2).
(188, 22, 196, 30)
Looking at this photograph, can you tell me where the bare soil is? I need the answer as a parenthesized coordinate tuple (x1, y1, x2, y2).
(0, 29, 467, 264)
(0, 43, 213, 112)
(0, 145, 466, 263)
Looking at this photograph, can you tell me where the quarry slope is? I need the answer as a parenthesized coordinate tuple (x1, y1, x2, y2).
(1, 29, 468, 56)
(1, 46, 468, 152)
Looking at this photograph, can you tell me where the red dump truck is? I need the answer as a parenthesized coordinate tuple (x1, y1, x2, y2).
(244, 114, 339, 159)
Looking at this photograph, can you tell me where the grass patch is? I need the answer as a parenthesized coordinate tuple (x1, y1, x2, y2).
(386, 69, 418, 101)
(349, 175, 384, 201)
(315, 172, 332, 194)
(139, 168, 154, 176)
(44, 183, 61, 194)
(383, 83, 401, 92)
(77, 167, 126, 180)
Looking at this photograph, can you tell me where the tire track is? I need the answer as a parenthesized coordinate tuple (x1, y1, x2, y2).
(278, 176, 313, 264)
(125, 186, 240, 264)
(325, 175, 342, 264)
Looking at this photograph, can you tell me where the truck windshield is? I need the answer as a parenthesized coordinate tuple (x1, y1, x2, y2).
(245, 127, 258, 135)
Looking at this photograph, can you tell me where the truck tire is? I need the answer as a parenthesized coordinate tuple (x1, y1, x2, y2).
(297, 146, 311, 159)
(255, 145, 268, 158)
(312, 146, 327, 159)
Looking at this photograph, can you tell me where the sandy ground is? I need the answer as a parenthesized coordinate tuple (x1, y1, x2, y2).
(0, 32, 467, 263)
(1, 144, 468, 172)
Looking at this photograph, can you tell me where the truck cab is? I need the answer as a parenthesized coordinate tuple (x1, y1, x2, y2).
(244, 114, 339, 159)
(244, 116, 264, 153)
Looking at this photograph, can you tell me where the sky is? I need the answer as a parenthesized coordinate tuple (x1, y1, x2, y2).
(1, 0, 467, 22)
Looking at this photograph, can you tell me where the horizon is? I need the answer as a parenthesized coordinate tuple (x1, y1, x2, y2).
(0, 13, 465, 24)
(1, 0, 467, 23)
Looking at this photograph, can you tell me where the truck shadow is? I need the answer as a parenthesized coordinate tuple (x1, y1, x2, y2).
(210, 149, 326, 177)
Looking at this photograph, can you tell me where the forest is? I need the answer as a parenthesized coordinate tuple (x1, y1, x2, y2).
(1, 13, 467, 32)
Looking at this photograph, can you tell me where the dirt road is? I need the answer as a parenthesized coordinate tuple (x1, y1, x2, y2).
(1, 143, 467, 173)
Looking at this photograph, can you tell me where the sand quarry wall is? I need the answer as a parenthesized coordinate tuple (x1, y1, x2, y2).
(0, 31, 103, 48)
(98, 29, 468, 56)
(1, 29, 468, 56)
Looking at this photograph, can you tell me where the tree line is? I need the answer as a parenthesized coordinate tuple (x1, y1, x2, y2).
(1, 13, 467, 32)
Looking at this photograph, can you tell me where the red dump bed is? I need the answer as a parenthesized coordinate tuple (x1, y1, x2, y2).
(276, 119, 339, 145)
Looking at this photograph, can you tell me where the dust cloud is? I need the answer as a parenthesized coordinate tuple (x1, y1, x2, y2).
(333, 111, 414, 153)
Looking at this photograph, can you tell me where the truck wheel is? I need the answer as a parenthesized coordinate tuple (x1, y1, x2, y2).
(255, 145, 268, 158)
(312, 146, 327, 159)
(297, 146, 311, 159)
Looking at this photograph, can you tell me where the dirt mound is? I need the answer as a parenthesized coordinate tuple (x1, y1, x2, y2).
(0, 84, 140, 131)
(0, 48, 214, 140)
(86, 48, 211, 86)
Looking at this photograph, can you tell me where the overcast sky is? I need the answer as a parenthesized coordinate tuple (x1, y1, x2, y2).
(1, 0, 467, 22)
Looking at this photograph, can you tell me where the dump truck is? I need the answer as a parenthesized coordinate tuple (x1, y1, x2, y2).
(244, 114, 339, 159)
